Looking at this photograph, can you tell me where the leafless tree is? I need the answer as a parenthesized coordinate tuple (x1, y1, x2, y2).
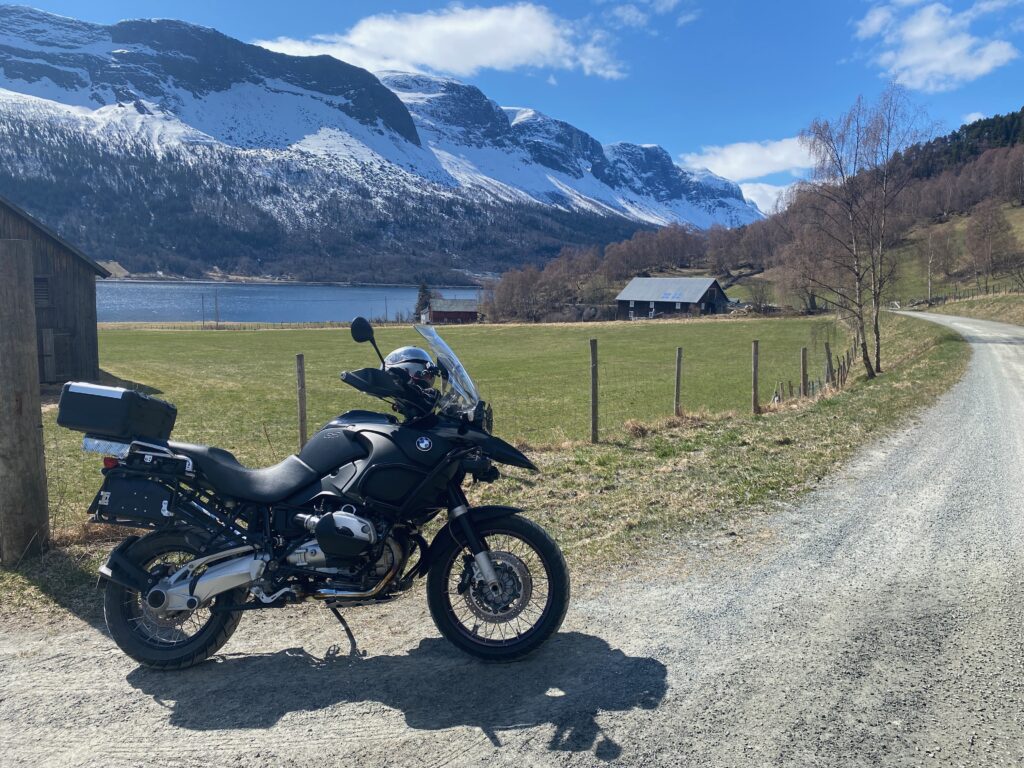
(965, 199, 1015, 291)
(800, 97, 877, 378)
(916, 226, 956, 303)
(861, 84, 929, 371)
(747, 280, 774, 313)
(799, 84, 929, 375)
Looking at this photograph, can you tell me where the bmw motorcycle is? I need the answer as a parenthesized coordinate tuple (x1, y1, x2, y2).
(58, 318, 569, 669)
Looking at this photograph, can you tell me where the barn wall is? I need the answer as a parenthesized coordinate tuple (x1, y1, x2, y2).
(430, 310, 478, 324)
(0, 204, 101, 383)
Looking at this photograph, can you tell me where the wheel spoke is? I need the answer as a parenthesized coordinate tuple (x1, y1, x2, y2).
(440, 528, 554, 647)
(121, 546, 220, 649)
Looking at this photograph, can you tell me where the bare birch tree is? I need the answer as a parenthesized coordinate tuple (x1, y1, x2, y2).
(800, 97, 877, 378)
(965, 199, 1015, 291)
(862, 84, 928, 372)
(800, 84, 929, 376)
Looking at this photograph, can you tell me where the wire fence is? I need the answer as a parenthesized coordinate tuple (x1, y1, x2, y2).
(896, 281, 1024, 308)
(464, 320, 850, 445)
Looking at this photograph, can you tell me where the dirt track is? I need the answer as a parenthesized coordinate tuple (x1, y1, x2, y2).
(2, 311, 1023, 767)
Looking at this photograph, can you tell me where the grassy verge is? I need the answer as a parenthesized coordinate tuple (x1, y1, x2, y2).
(0, 313, 968, 621)
(926, 294, 1024, 326)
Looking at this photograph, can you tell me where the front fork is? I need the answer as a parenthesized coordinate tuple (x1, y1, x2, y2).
(448, 487, 502, 594)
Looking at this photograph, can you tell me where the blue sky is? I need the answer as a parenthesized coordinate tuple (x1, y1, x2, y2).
(18, 1, 1024, 210)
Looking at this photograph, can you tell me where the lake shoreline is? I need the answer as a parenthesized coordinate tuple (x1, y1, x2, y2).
(95, 281, 482, 323)
(98, 277, 484, 289)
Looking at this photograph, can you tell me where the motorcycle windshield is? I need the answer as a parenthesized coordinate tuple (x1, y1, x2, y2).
(414, 324, 480, 416)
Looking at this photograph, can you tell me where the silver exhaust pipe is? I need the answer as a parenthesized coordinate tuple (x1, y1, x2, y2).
(153, 550, 264, 612)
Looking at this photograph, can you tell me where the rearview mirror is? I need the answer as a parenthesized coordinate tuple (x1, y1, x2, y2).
(350, 317, 374, 344)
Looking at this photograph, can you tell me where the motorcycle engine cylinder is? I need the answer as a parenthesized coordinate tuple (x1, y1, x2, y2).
(314, 506, 378, 560)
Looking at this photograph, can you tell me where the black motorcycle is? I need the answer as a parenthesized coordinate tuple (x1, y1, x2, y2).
(58, 318, 569, 669)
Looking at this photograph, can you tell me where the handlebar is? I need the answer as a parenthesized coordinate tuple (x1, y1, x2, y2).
(340, 367, 433, 419)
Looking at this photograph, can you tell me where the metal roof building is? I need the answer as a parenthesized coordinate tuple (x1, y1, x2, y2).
(615, 277, 728, 320)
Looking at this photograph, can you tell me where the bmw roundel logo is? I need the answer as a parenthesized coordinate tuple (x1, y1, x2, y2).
(416, 436, 433, 452)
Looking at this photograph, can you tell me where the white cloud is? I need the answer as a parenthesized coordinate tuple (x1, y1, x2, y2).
(547, 74, 559, 86)
(255, 4, 625, 80)
(856, 6, 896, 38)
(855, 1, 1020, 92)
(602, 0, 697, 30)
(680, 136, 813, 181)
(740, 182, 791, 214)
(610, 4, 649, 27)
(962, 110, 986, 122)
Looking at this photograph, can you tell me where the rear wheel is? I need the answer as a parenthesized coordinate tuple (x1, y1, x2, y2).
(426, 515, 569, 661)
(103, 529, 246, 670)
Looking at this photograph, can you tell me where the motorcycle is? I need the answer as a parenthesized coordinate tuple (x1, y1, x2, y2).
(57, 318, 569, 669)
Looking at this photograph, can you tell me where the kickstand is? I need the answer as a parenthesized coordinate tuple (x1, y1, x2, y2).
(329, 606, 363, 657)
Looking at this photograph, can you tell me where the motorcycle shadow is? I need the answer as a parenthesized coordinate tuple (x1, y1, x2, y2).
(126, 631, 667, 759)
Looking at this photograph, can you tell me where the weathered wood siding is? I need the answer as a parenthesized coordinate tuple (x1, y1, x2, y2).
(0, 201, 101, 382)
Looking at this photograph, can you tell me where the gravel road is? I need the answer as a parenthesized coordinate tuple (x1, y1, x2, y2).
(3, 311, 1023, 767)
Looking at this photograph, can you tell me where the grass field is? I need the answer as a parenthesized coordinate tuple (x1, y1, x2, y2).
(2, 312, 967, 619)
(928, 293, 1024, 326)
(42, 314, 848, 533)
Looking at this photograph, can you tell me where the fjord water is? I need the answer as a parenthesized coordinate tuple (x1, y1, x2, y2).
(96, 281, 480, 323)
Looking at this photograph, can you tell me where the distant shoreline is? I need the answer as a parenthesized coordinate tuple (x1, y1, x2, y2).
(98, 278, 484, 290)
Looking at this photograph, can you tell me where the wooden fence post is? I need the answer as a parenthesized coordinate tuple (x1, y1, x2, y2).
(0, 240, 49, 565)
(674, 347, 683, 417)
(824, 341, 835, 387)
(800, 347, 808, 397)
(296, 353, 308, 452)
(751, 340, 760, 415)
(590, 339, 599, 443)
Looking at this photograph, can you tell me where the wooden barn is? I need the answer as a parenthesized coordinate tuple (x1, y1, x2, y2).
(616, 277, 729, 320)
(0, 196, 109, 383)
(421, 297, 479, 324)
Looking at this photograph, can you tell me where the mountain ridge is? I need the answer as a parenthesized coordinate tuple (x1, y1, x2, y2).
(0, 5, 761, 281)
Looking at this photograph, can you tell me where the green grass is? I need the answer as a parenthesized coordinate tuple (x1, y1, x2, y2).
(886, 204, 1024, 302)
(927, 293, 1024, 326)
(1, 312, 967, 619)
(38, 315, 848, 538)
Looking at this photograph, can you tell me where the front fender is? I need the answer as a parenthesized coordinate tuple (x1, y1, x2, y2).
(416, 505, 523, 577)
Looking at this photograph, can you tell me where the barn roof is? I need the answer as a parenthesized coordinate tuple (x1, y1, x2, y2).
(430, 297, 478, 313)
(616, 277, 719, 303)
(0, 195, 110, 277)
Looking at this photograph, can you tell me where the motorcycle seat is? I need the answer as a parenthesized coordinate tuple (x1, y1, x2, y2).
(168, 442, 319, 503)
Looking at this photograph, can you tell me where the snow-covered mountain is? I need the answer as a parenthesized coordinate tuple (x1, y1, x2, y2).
(0, 5, 761, 281)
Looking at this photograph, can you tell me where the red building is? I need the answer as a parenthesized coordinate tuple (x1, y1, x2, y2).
(422, 297, 479, 324)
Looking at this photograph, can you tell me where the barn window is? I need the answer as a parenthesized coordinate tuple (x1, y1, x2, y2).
(629, 300, 635, 308)
(34, 277, 51, 308)
(675, 302, 681, 309)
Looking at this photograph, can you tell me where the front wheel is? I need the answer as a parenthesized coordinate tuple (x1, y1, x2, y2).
(426, 515, 569, 661)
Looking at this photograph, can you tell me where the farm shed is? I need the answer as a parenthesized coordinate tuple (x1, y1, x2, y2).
(0, 195, 109, 383)
(615, 277, 728, 320)
(422, 297, 479, 324)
